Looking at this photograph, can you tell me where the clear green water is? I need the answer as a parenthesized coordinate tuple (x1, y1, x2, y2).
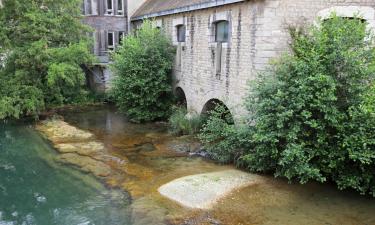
(3, 106, 375, 225)
(0, 121, 132, 225)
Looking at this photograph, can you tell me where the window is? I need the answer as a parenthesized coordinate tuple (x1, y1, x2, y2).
(324, 17, 366, 23)
(118, 31, 125, 44)
(117, 0, 123, 15)
(346, 17, 366, 23)
(84, 0, 92, 15)
(106, 0, 113, 15)
(317, 6, 375, 31)
(177, 25, 186, 42)
(215, 21, 229, 43)
(107, 32, 115, 51)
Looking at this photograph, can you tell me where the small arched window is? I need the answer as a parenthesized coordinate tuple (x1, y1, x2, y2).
(317, 6, 375, 31)
(177, 25, 186, 42)
(215, 20, 229, 43)
(323, 17, 367, 24)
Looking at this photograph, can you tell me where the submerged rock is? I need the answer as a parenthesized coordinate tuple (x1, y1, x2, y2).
(54, 141, 105, 156)
(158, 170, 263, 209)
(36, 120, 94, 143)
(131, 196, 169, 225)
(164, 136, 203, 154)
(36, 119, 124, 180)
(57, 153, 111, 177)
(188, 148, 210, 158)
(137, 143, 156, 152)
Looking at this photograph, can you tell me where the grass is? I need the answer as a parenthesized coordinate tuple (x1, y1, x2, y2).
(168, 107, 205, 136)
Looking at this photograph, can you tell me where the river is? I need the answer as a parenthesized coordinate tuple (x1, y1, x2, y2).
(1, 105, 375, 225)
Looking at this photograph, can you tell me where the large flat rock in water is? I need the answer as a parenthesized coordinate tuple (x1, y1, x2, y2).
(158, 169, 262, 209)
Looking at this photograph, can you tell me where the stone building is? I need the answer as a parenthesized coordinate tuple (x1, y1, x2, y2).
(82, 0, 128, 91)
(131, 0, 375, 120)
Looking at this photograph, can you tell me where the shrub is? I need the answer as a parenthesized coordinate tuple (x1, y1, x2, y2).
(199, 104, 252, 163)
(243, 15, 375, 195)
(169, 107, 203, 135)
(110, 21, 175, 122)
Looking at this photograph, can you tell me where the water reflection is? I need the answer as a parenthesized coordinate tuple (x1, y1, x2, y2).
(106, 111, 113, 133)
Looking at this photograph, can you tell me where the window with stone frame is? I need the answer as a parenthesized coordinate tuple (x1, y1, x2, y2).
(117, 0, 123, 15)
(176, 25, 186, 42)
(323, 16, 367, 24)
(215, 20, 229, 43)
(107, 32, 115, 51)
(317, 6, 375, 31)
(106, 0, 113, 15)
(83, 0, 92, 15)
(118, 31, 125, 44)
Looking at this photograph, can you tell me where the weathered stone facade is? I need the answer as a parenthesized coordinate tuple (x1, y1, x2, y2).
(82, 0, 128, 91)
(132, 0, 375, 120)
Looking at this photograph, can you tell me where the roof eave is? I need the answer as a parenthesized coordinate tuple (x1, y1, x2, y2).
(131, 0, 246, 21)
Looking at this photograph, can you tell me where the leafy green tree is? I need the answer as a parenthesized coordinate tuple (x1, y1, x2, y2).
(243, 15, 375, 195)
(110, 21, 175, 122)
(0, 0, 94, 119)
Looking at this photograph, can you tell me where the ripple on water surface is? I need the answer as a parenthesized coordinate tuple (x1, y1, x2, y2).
(0, 121, 132, 225)
(3, 106, 375, 225)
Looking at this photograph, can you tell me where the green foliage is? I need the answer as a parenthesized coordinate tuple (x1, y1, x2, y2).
(242, 15, 375, 195)
(168, 107, 204, 135)
(199, 104, 251, 163)
(110, 21, 175, 122)
(0, 0, 94, 119)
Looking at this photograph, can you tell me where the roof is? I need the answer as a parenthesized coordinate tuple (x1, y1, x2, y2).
(131, 0, 246, 21)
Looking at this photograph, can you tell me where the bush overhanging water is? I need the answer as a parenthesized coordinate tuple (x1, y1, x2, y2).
(200, 15, 375, 196)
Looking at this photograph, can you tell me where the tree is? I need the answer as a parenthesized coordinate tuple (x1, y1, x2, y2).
(0, 0, 94, 119)
(243, 15, 375, 195)
(110, 21, 175, 122)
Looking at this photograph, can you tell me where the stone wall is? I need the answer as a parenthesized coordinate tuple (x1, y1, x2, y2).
(82, 0, 128, 91)
(84, 16, 127, 57)
(138, 0, 375, 120)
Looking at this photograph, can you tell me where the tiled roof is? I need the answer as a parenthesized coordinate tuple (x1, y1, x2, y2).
(132, 0, 245, 20)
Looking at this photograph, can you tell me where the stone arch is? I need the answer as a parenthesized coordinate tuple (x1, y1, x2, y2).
(201, 98, 234, 124)
(317, 6, 375, 30)
(174, 87, 187, 109)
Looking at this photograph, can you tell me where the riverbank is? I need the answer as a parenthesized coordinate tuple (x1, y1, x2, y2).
(34, 106, 375, 225)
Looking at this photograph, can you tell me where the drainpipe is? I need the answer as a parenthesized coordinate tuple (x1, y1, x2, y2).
(127, 1, 130, 33)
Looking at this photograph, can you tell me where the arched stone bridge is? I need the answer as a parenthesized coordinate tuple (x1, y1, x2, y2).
(167, 5, 375, 122)
(130, 1, 375, 121)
